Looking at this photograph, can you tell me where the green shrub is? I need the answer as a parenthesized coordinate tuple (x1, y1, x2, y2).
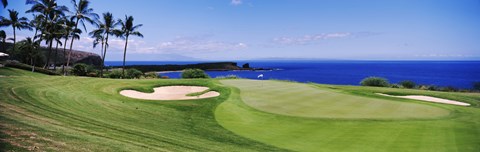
(4, 60, 59, 75)
(144, 72, 159, 79)
(125, 68, 143, 79)
(216, 75, 240, 79)
(72, 63, 89, 76)
(360, 77, 390, 87)
(473, 82, 480, 91)
(108, 70, 122, 79)
(438, 86, 458, 92)
(390, 84, 401, 88)
(399, 80, 416, 89)
(181, 69, 209, 79)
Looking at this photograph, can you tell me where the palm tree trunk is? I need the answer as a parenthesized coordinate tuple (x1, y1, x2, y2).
(33, 28, 38, 40)
(122, 35, 129, 78)
(100, 34, 109, 78)
(12, 26, 16, 53)
(31, 57, 35, 72)
(44, 40, 53, 69)
(65, 19, 80, 76)
(1, 40, 4, 52)
(53, 41, 60, 70)
(62, 38, 68, 75)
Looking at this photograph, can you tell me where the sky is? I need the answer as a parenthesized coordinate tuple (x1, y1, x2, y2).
(1, 0, 480, 61)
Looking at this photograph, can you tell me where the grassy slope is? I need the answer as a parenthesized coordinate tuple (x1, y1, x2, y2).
(0, 67, 283, 151)
(216, 79, 480, 152)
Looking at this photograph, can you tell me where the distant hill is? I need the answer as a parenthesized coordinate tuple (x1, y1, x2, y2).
(0, 42, 102, 66)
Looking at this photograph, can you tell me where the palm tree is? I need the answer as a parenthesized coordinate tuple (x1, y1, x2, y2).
(29, 14, 45, 41)
(52, 30, 63, 70)
(91, 28, 105, 62)
(59, 17, 81, 74)
(90, 12, 121, 77)
(119, 15, 143, 78)
(0, 9, 31, 53)
(17, 37, 41, 72)
(65, 0, 98, 75)
(26, 0, 69, 69)
(26, 0, 69, 19)
(1, 0, 7, 8)
(0, 30, 6, 52)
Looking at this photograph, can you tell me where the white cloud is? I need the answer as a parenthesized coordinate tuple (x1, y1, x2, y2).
(149, 36, 247, 54)
(273, 32, 351, 45)
(272, 32, 380, 45)
(231, 0, 242, 6)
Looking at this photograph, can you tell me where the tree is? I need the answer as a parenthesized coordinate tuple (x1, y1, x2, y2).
(360, 77, 390, 87)
(181, 69, 210, 79)
(0, 9, 31, 53)
(59, 17, 81, 74)
(119, 15, 143, 78)
(38, 14, 63, 69)
(29, 14, 45, 41)
(65, 0, 98, 75)
(0, 30, 5, 52)
(399, 80, 416, 89)
(17, 37, 41, 72)
(26, 0, 69, 69)
(90, 12, 121, 77)
(91, 29, 105, 61)
(1, 0, 7, 8)
(52, 31, 63, 70)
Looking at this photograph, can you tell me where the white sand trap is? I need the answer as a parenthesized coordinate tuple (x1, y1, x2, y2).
(120, 86, 220, 100)
(376, 93, 470, 106)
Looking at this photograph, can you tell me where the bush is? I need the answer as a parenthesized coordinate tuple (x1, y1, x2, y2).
(438, 86, 458, 92)
(181, 69, 209, 79)
(4, 60, 59, 75)
(144, 72, 159, 79)
(125, 68, 143, 79)
(473, 82, 480, 91)
(216, 75, 240, 79)
(419, 85, 437, 91)
(399, 80, 416, 89)
(360, 77, 390, 87)
(72, 63, 89, 76)
(390, 84, 401, 88)
(108, 70, 122, 79)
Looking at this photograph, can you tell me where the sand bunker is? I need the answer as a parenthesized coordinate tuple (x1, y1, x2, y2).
(120, 86, 220, 100)
(376, 93, 470, 106)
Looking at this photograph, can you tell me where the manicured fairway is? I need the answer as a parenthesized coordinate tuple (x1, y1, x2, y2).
(1, 67, 480, 151)
(216, 79, 480, 152)
(0, 68, 282, 151)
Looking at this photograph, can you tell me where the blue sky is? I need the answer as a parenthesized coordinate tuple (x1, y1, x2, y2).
(1, 0, 480, 61)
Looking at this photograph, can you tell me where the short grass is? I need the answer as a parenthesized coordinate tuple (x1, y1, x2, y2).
(220, 80, 450, 119)
(216, 79, 480, 152)
(2, 67, 480, 152)
(0, 67, 282, 151)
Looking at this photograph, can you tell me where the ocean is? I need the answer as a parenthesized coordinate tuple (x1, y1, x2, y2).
(105, 61, 480, 89)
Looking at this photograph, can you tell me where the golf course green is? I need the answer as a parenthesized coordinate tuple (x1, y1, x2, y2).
(219, 80, 450, 119)
(216, 79, 480, 151)
(1, 67, 480, 151)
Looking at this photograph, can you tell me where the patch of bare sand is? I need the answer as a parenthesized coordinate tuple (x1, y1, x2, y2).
(376, 93, 470, 106)
(120, 86, 220, 100)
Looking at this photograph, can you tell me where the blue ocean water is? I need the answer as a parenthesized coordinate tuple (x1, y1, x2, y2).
(105, 61, 480, 89)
